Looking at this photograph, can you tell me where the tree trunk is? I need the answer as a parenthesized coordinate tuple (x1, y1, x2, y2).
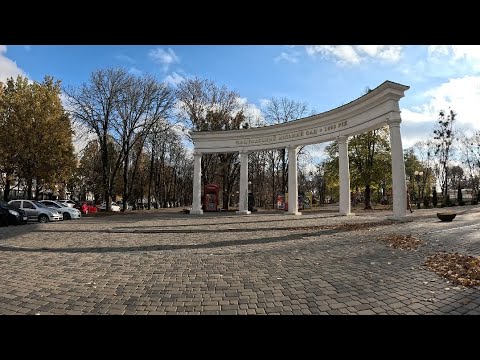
(3, 173, 11, 201)
(364, 184, 372, 210)
(101, 139, 111, 211)
(27, 179, 33, 200)
(122, 153, 129, 212)
(444, 167, 448, 198)
(147, 146, 155, 210)
(281, 148, 287, 191)
(35, 183, 41, 200)
(271, 157, 276, 209)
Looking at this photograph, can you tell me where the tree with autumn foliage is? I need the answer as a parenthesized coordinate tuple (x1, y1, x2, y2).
(324, 126, 392, 209)
(0, 75, 76, 200)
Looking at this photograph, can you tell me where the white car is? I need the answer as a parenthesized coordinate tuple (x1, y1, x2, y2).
(8, 200, 63, 223)
(99, 201, 121, 212)
(57, 200, 76, 208)
(39, 200, 82, 220)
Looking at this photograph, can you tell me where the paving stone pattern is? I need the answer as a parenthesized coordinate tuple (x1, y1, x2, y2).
(0, 206, 479, 315)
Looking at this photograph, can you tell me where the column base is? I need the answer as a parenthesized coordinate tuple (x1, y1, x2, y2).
(285, 211, 302, 216)
(189, 209, 203, 215)
(236, 210, 251, 215)
(339, 212, 355, 216)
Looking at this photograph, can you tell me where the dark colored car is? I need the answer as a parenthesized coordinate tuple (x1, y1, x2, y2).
(0, 199, 28, 225)
(0, 207, 8, 226)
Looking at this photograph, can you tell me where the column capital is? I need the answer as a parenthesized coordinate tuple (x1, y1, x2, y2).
(386, 116, 402, 127)
(239, 150, 249, 155)
(287, 145, 298, 150)
(193, 150, 202, 156)
(337, 135, 349, 143)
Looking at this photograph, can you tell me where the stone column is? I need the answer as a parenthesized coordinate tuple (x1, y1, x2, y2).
(236, 151, 251, 215)
(388, 117, 407, 219)
(190, 151, 203, 215)
(286, 146, 301, 215)
(338, 136, 352, 216)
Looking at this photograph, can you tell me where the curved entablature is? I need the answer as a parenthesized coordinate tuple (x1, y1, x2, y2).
(190, 80, 409, 153)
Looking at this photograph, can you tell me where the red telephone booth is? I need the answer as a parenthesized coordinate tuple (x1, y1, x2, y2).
(204, 184, 220, 212)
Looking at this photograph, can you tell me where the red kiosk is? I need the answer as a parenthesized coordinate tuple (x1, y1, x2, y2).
(203, 184, 220, 212)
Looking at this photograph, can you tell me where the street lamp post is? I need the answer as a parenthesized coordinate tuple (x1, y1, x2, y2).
(414, 170, 423, 208)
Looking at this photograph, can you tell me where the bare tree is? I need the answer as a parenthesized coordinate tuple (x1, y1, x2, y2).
(177, 77, 245, 208)
(114, 75, 175, 211)
(458, 130, 480, 195)
(433, 108, 456, 198)
(263, 97, 309, 192)
(66, 68, 174, 211)
(66, 68, 129, 210)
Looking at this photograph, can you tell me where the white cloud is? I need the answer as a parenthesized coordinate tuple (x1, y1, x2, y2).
(428, 45, 480, 65)
(402, 135, 425, 150)
(357, 45, 402, 62)
(149, 48, 180, 72)
(305, 45, 402, 65)
(422, 76, 480, 129)
(72, 122, 96, 156)
(400, 76, 480, 149)
(402, 46, 480, 81)
(259, 98, 271, 109)
(306, 45, 361, 65)
(235, 97, 264, 126)
(245, 103, 264, 125)
(60, 91, 94, 155)
(400, 107, 436, 124)
(164, 72, 184, 86)
(0, 45, 26, 82)
(274, 52, 299, 63)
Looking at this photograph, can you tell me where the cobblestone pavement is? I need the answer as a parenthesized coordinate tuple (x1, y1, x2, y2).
(0, 206, 479, 315)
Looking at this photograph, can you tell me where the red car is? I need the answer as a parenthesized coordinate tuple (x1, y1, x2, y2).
(77, 202, 98, 215)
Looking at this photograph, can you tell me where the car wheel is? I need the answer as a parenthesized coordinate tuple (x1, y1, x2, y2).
(39, 214, 49, 223)
(64, 212, 71, 220)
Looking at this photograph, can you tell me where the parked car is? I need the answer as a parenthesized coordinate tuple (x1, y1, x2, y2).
(8, 200, 63, 223)
(57, 199, 76, 208)
(0, 200, 28, 225)
(39, 200, 82, 220)
(98, 201, 121, 212)
(117, 201, 133, 211)
(0, 208, 7, 226)
(74, 201, 98, 214)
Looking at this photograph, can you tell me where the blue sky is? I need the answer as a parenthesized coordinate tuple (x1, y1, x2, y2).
(2, 45, 480, 160)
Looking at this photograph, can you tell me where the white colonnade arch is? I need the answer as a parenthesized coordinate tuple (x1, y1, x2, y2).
(190, 80, 409, 219)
